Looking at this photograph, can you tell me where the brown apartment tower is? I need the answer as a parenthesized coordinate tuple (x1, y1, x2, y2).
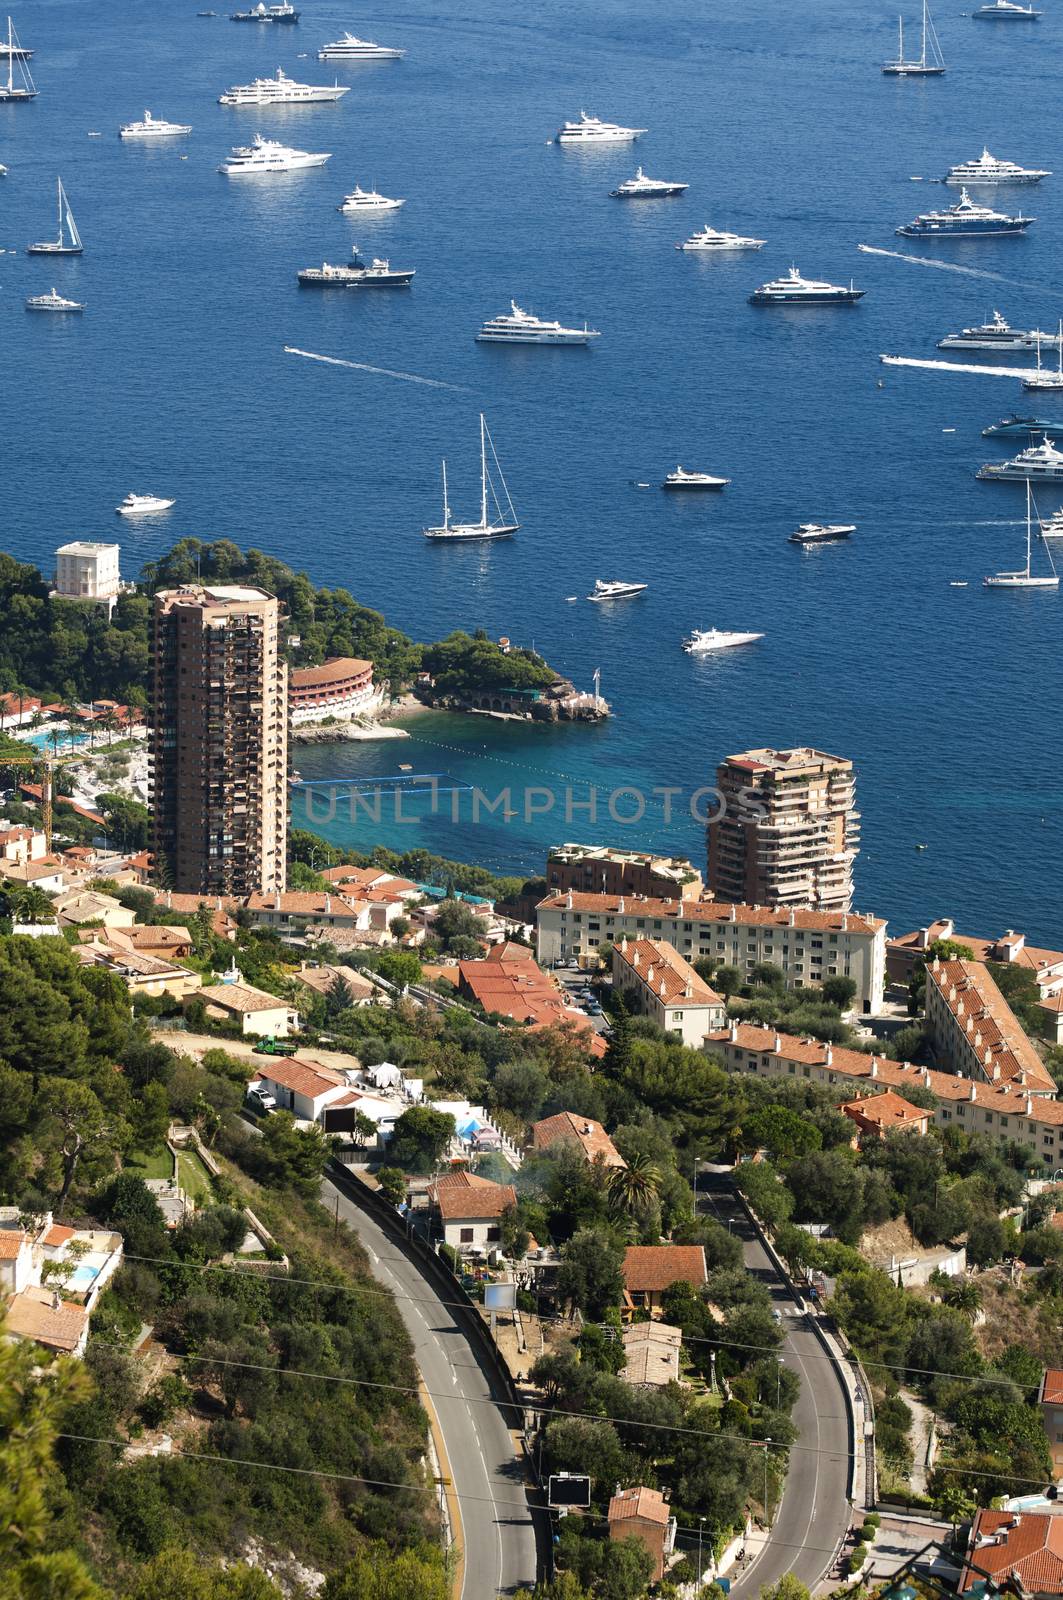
(708, 746, 859, 913)
(150, 585, 288, 895)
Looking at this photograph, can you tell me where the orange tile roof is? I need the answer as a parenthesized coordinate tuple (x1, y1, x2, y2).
(608, 1486, 670, 1526)
(4, 1287, 89, 1353)
(245, 891, 362, 917)
(707, 1023, 1063, 1128)
(458, 953, 604, 1054)
(290, 656, 372, 689)
(42, 1224, 76, 1247)
(203, 982, 291, 1016)
(538, 891, 884, 935)
(839, 1090, 930, 1130)
(927, 958, 1055, 1092)
(615, 938, 723, 1008)
(1041, 1368, 1063, 1404)
(429, 1171, 516, 1221)
(623, 1245, 707, 1294)
(531, 1111, 625, 1169)
(959, 1510, 1063, 1595)
(0, 1230, 28, 1259)
(251, 1058, 345, 1098)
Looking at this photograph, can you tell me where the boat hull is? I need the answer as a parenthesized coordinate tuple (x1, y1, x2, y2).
(220, 154, 330, 173)
(982, 418, 1063, 437)
(476, 331, 595, 344)
(789, 530, 854, 544)
(662, 479, 728, 490)
(424, 523, 517, 541)
(749, 289, 864, 304)
(897, 221, 1031, 237)
(0, 88, 37, 101)
(680, 239, 763, 251)
(976, 466, 1063, 480)
(26, 244, 83, 256)
(611, 184, 687, 198)
(881, 63, 945, 74)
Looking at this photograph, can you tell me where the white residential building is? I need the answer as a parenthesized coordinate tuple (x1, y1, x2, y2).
(612, 937, 726, 1045)
(54, 541, 123, 607)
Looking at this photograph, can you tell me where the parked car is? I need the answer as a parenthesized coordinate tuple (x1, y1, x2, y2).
(246, 1087, 277, 1115)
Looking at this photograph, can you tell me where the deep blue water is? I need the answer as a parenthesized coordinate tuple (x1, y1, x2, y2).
(4, 0, 1063, 939)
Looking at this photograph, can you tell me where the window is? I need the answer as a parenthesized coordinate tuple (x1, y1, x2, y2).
(460, 1228, 474, 1244)
(486, 1226, 501, 1243)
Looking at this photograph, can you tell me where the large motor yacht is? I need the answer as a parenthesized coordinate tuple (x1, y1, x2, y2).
(976, 437, 1063, 480)
(120, 109, 193, 139)
(318, 32, 404, 59)
(219, 67, 348, 104)
(749, 267, 864, 304)
(587, 580, 648, 601)
(555, 111, 646, 144)
(338, 184, 404, 213)
(896, 188, 1033, 237)
(116, 493, 176, 515)
(218, 134, 331, 173)
(610, 166, 687, 198)
(230, 3, 299, 22)
(982, 415, 1063, 438)
(937, 311, 1060, 351)
(476, 302, 600, 344)
(944, 148, 1050, 185)
(683, 628, 764, 653)
(662, 467, 730, 490)
(25, 287, 83, 313)
(973, 0, 1040, 17)
(677, 224, 765, 251)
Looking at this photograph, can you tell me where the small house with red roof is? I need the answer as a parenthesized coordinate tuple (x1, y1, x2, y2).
(427, 1170, 517, 1254)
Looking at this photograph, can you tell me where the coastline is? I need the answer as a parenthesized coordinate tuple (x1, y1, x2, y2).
(290, 693, 440, 745)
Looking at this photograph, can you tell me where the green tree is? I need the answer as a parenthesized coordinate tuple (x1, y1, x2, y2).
(742, 1105, 822, 1160)
(36, 1078, 128, 1210)
(376, 1166, 407, 1205)
(606, 1152, 662, 1219)
(320, 1544, 448, 1600)
(254, 1112, 333, 1197)
(387, 1105, 455, 1174)
(760, 1577, 811, 1600)
(734, 1161, 793, 1229)
(372, 950, 423, 990)
(557, 1227, 626, 1319)
(3, 883, 57, 926)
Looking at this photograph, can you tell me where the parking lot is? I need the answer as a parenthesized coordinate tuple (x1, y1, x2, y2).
(552, 965, 612, 1033)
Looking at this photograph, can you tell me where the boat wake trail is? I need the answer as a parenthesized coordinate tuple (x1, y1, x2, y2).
(856, 244, 1025, 287)
(880, 354, 1039, 378)
(284, 346, 469, 391)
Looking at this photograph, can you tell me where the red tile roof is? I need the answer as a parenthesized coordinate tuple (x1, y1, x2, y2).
(429, 1170, 516, 1221)
(203, 981, 291, 1016)
(5, 1287, 89, 1353)
(614, 937, 723, 1009)
(251, 1058, 345, 1098)
(42, 1224, 76, 1247)
(927, 957, 1055, 1092)
(531, 1111, 625, 1169)
(538, 891, 884, 935)
(0, 1230, 28, 1259)
(623, 1245, 707, 1294)
(1041, 1368, 1063, 1404)
(839, 1090, 930, 1132)
(290, 657, 372, 690)
(608, 1486, 670, 1526)
(458, 951, 606, 1056)
(959, 1510, 1063, 1595)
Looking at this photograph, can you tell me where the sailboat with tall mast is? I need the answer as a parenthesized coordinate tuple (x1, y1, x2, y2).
(0, 15, 36, 100)
(882, 0, 945, 74)
(27, 179, 83, 255)
(423, 415, 519, 541)
(1022, 322, 1063, 391)
(984, 482, 1059, 588)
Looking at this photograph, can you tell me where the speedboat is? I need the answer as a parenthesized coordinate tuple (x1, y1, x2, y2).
(120, 110, 193, 139)
(230, 2, 299, 21)
(218, 134, 331, 173)
(982, 414, 1063, 438)
(789, 523, 856, 544)
(318, 33, 405, 59)
(662, 467, 730, 490)
(555, 112, 646, 144)
(116, 493, 175, 514)
(1040, 509, 1063, 537)
(974, 1, 1040, 16)
(938, 311, 1059, 352)
(297, 261, 363, 285)
(678, 224, 765, 252)
(587, 579, 647, 601)
(749, 266, 864, 304)
(25, 288, 83, 313)
(976, 437, 1063, 480)
(219, 67, 348, 104)
(338, 184, 404, 213)
(610, 167, 688, 198)
(896, 188, 1033, 237)
(476, 302, 600, 345)
(349, 250, 414, 286)
(683, 628, 764, 652)
(944, 149, 1050, 185)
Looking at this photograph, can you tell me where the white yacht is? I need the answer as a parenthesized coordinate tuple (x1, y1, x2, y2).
(120, 109, 193, 139)
(897, 188, 1033, 237)
(974, 0, 1040, 16)
(297, 261, 363, 285)
(424, 415, 518, 542)
(0, 32, 31, 57)
(25, 287, 83, 313)
(218, 135, 331, 174)
(0, 17, 35, 101)
(1022, 325, 1063, 391)
(476, 301, 600, 345)
(683, 628, 764, 652)
(219, 67, 348, 105)
(587, 579, 648, 601)
(678, 224, 765, 252)
(318, 32, 405, 59)
(938, 310, 1061, 352)
(610, 167, 687, 198)
(945, 148, 1050, 185)
(662, 467, 730, 490)
(882, 0, 945, 73)
(976, 437, 1063, 480)
(338, 184, 404, 213)
(749, 267, 864, 304)
(789, 523, 857, 544)
(116, 493, 175, 515)
(985, 485, 1057, 587)
(27, 178, 82, 255)
(1040, 508, 1063, 537)
(230, 2, 299, 21)
(555, 112, 646, 144)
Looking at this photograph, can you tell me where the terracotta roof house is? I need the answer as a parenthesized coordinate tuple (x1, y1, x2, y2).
(530, 1111, 625, 1170)
(839, 1089, 931, 1142)
(201, 981, 300, 1039)
(959, 1509, 1063, 1596)
(5, 1286, 91, 1358)
(1039, 1368, 1063, 1476)
(925, 957, 1055, 1095)
(457, 945, 607, 1057)
(607, 1486, 675, 1583)
(612, 936, 726, 1046)
(428, 1170, 517, 1253)
(249, 1057, 350, 1122)
(622, 1245, 707, 1315)
(620, 1321, 684, 1388)
(292, 961, 376, 1005)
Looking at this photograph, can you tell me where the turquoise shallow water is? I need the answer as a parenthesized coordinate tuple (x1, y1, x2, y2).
(5, 0, 1063, 937)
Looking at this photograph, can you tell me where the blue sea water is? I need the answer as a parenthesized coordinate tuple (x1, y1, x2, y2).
(4, 0, 1063, 939)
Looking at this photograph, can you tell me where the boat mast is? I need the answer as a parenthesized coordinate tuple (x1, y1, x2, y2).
(56, 178, 64, 246)
(1025, 480, 1033, 577)
(898, 14, 904, 61)
(478, 413, 488, 529)
(441, 460, 450, 531)
(6, 16, 12, 94)
(921, 0, 928, 65)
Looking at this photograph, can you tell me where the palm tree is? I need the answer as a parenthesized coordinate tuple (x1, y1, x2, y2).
(607, 1153, 662, 1217)
(5, 882, 56, 926)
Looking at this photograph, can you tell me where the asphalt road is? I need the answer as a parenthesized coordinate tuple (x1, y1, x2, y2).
(700, 1172, 854, 1597)
(323, 1172, 539, 1599)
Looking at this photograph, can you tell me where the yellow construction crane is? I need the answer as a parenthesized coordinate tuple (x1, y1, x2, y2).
(0, 748, 91, 852)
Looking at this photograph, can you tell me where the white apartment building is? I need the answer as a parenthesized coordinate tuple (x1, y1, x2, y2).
(54, 542, 122, 607)
(612, 937, 726, 1046)
(536, 891, 886, 1014)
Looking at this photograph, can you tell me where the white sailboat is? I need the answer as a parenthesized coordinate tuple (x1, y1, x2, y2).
(882, 0, 945, 74)
(984, 482, 1059, 587)
(27, 178, 83, 255)
(1022, 321, 1063, 392)
(423, 415, 519, 541)
(0, 15, 36, 100)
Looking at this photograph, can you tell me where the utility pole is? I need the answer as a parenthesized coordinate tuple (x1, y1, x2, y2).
(697, 1516, 705, 1586)
(764, 1438, 772, 1523)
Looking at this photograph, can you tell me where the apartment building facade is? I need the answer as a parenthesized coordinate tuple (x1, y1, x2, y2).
(708, 746, 859, 913)
(924, 956, 1055, 1095)
(536, 891, 886, 1013)
(611, 937, 726, 1046)
(546, 843, 703, 901)
(150, 585, 288, 896)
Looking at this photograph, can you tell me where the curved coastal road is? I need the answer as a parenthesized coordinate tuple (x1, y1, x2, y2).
(701, 1172, 854, 1596)
(324, 1172, 539, 1598)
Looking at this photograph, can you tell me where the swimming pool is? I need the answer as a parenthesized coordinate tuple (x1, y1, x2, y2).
(16, 728, 88, 753)
(66, 1263, 100, 1291)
